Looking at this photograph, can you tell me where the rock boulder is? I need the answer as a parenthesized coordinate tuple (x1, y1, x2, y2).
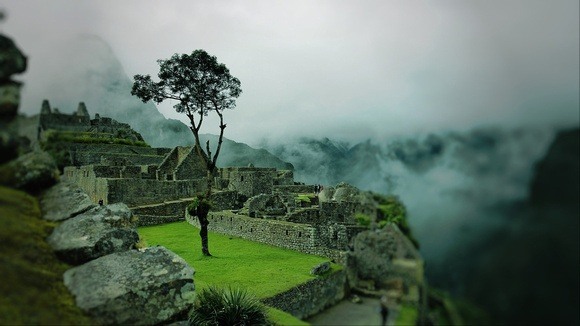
(41, 182, 96, 221)
(63, 246, 196, 325)
(0, 150, 59, 193)
(47, 203, 139, 265)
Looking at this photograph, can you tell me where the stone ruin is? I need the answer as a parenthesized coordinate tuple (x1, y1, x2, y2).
(37, 101, 425, 311)
(38, 99, 144, 143)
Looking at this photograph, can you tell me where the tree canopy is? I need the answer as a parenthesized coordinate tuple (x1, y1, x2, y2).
(131, 49, 241, 172)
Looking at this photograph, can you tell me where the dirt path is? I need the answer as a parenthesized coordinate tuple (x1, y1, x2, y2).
(306, 298, 400, 326)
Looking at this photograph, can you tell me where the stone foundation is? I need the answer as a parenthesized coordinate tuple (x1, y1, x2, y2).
(262, 269, 347, 319)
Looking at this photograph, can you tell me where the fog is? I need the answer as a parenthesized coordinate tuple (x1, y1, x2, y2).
(3, 0, 579, 145)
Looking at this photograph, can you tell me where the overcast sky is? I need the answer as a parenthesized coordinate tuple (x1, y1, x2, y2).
(3, 0, 579, 144)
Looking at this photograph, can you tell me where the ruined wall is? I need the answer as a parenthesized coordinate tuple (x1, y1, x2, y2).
(188, 211, 317, 251)
(131, 200, 190, 226)
(350, 225, 424, 305)
(64, 166, 206, 207)
(262, 269, 347, 320)
(274, 170, 294, 186)
(156, 147, 179, 180)
(274, 184, 315, 194)
(246, 193, 290, 218)
(174, 149, 207, 180)
(319, 201, 375, 224)
(186, 210, 345, 262)
(106, 179, 206, 206)
(222, 167, 275, 198)
(210, 191, 241, 212)
(72, 151, 164, 166)
(62, 166, 109, 203)
(39, 110, 90, 133)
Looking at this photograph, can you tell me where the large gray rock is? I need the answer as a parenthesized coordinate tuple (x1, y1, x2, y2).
(0, 34, 27, 81)
(47, 203, 138, 265)
(351, 225, 422, 289)
(0, 150, 59, 193)
(63, 246, 196, 325)
(0, 34, 26, 119)
(41, 182, 96, 221)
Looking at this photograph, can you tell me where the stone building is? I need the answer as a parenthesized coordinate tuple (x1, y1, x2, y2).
(156, 146, 207, 181)
(38, 100, 144, 143)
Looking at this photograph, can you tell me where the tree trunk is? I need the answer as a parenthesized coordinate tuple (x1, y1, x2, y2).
(197, 199, 211, 256)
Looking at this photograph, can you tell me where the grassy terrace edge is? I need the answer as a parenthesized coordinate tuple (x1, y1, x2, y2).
(0, 186, 92, 325)
(138, 221, 340, 325)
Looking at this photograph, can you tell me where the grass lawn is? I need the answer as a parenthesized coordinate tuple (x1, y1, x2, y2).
(138, 221, 338, 299)
(138, 221, 339, 325)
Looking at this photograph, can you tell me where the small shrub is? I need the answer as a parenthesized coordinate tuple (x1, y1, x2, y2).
(187, 196, 212, 216)
(134, 236, 147, 250)
(189, 286, 271, 326)
(295, 194, 311, 204)
(355, 213, 371, 227)
(375, 194, 420, 248)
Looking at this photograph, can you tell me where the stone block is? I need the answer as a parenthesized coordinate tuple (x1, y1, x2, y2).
(41, 181, 96, 221)
(47, 203, 138, 265)
(63, 246, 195, 325)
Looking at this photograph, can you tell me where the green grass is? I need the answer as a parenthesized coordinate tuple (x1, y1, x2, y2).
(395, 304, 419, 326)
(138, 221, 338, 299)
(267, 307, 310, 326)
(43, 130, 149, 147)
(0, 186, 92, 325)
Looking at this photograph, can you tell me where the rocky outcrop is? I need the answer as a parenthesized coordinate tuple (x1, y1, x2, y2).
(47, 203, 139, 265)
(41, 181, 96, 221)
(349, 225, 423, 303)
(0, 150, 59, 193)
(0, 33, 27, 163)
(63, 246, 195, 325)
(0, 34, 27, 82)
(42, 182, 196, 323)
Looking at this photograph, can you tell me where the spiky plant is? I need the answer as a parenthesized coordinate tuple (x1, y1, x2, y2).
(189, 286, 271, 326)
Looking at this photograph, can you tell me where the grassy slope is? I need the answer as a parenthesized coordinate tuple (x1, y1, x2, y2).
(138, 221, 338, 325)
(0, 186, 92, 325)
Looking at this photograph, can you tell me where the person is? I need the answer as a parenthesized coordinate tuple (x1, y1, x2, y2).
(380, 294, 389, 326)
(98, 199, 103, 206)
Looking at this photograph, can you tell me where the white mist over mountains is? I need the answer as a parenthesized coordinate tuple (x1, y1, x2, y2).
(6, 0, 579, 144)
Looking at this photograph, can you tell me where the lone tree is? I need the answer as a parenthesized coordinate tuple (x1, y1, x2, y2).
(131, 50, 242, 256)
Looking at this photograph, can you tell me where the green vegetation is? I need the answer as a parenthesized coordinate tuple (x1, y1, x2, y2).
(0, 186, 92, 325)
(138, 221, 339, 298)
(189, 286, 270, 326)
(428, 287, 492, 325)
(43, 130, 149, 147)
(295, 193, 313, 206)
(266, 307, 310, 326)
(139, 221, 343, 325)
(374, 194, 419, 248)
(395, 304, 419, 325)
(186, 196, 212, 216)
(40, 129, 150, 170)
(355, 213, 371, 227)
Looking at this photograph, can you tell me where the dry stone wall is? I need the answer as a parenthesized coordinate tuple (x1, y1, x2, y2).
(222, 167, 276, 197)
(262, 269, 346, 319)
(63, 167, 206, 206)
(274, 184, 315, 193)
(187, 210, 346, 262)
(106, 178, 206, 206)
